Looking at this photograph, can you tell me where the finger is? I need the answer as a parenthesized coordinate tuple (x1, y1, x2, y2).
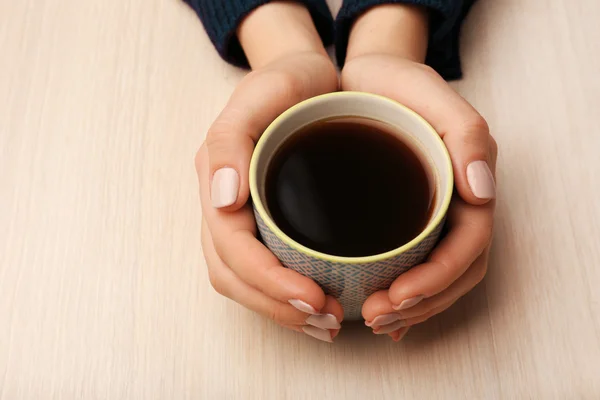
(204, 59, 337, 211)
(372, 299, 458, 333)
(212, 210, 327, 312)
(203, 220, 338, 344)
(362, 201, 492, 321)
(363, 290, 396, 325)
(280, 324, 303, 333)
(281, 325, 337, 344)
(388, 198, 493, 309)
(444, 118, 496, 204)
(301, 295, 344, 342)
(281, 324, 338, 344)
(318, 295, 344, 339)
(389, 327, 410, 342)
(341, 56, 496, 205)
(202, 220, 312, 326)
(364, 250, 489, 332)
(362, 290, 409, 333)
(401, 299, 458, 327)
(391, 249, 489, 320)
(198, 146, 327, 312)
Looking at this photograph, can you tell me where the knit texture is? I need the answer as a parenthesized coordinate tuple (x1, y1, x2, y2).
(335, 0, 477, 80)
(183, 0, 476, 80)
(183, 0, 334, 67)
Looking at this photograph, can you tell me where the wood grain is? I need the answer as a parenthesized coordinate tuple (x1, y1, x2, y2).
(1, 0, 599, 398)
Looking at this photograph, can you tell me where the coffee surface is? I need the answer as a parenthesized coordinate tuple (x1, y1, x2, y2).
(265, 118, 434, 257)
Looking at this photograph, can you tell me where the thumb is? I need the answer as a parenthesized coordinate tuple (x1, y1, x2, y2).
(442, 116, 496, 205)
(202, 59, 338, 211)
(205, 113, 255, 211)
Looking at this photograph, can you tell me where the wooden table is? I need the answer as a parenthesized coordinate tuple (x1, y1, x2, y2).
(2, 0, 599, 398)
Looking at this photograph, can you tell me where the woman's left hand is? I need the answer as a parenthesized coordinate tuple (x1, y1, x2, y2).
(341, 54, 498, 341)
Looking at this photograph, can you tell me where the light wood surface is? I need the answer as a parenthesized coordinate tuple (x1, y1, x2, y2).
(1, 0, 599, 398)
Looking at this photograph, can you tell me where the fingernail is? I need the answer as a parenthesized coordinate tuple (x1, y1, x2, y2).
(393, 295, 424, 311)
(374, 320, 407, 334)
(211, 167, 239, 208)
(467, 161, 496, 199)
(306, 313, 341, 330)
(289, 299, 317, 314)
(302, 326, 333, 343)
(366, 313, 402, 327)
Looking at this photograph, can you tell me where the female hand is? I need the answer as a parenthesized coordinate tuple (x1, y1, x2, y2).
(341, 4, 497, 341)
(196, 3, 343, 343)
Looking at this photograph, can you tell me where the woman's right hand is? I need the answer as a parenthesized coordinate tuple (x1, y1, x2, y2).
(196, 3, 343, 343)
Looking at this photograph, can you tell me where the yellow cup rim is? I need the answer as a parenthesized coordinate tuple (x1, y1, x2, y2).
(249, 91, 454, 265)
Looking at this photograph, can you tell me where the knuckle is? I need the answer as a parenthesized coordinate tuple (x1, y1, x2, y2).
(462, 115, 490, 140)
(452, 115, 491, 153)
(263, 262, 286, 288)
(205, 105, 251, 146)
(207, 268, 228, 297)
(211, 235, 228, 261)
(438, 259, 459, 278)
(466, 220, 494, 251)
(205, 122, 240, 155)
(266, 303, 286, 323)
(472, 258, 489, 283)
(489, 135, 499, 157)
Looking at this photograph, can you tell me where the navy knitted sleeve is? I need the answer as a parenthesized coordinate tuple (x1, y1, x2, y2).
(183, 0, 334, 68)
(336, 0, 477, 80)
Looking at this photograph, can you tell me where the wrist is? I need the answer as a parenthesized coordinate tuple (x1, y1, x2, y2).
(237, 2, 329, 70)
(345, 4, 429, 64)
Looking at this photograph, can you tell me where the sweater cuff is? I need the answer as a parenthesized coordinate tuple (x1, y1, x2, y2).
(335, 0, 476, 80)
(185, 0, 334, 68)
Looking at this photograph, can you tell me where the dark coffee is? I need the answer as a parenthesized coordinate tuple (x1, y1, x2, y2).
(265, 117, 435, 257)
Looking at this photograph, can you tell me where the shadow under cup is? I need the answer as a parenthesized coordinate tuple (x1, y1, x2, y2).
(250, 92, 454, 321)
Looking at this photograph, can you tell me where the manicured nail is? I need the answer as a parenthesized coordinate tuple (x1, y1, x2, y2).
(302, 326, 333, 343)
(365, 313, 402, 327)
(393, 295, 424, 311)
(374, 320, 407, 334)
(288, 299, 317, 314)
(306, 314, 341, 330)
(467, 161, 496, 199)
(211, 167, 239, 208)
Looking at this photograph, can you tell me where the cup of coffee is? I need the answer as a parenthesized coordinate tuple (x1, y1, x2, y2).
(250, 92, 453, 320)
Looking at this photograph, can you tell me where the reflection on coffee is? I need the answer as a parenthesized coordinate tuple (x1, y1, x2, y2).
(265, 117, 435, 257)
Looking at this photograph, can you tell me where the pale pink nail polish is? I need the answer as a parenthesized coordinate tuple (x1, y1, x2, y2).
(288, 299, 317, 314)
(466, 161, 496, 199)
(302, 326, 333, 343)
(211, 167, 239, 208)
(393, 295, 424, 311)
(366, 313, 402, 327)
(306, 313, 341, 330)
(374, 320, 407, 335)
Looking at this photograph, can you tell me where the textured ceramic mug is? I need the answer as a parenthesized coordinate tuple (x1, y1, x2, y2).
(250, 92, 453, 320)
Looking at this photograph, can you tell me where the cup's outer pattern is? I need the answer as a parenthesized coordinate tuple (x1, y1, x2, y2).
(254, 209, 445, 320)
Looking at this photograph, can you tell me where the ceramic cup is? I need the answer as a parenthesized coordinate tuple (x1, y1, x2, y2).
(250, 92, 454, 320)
